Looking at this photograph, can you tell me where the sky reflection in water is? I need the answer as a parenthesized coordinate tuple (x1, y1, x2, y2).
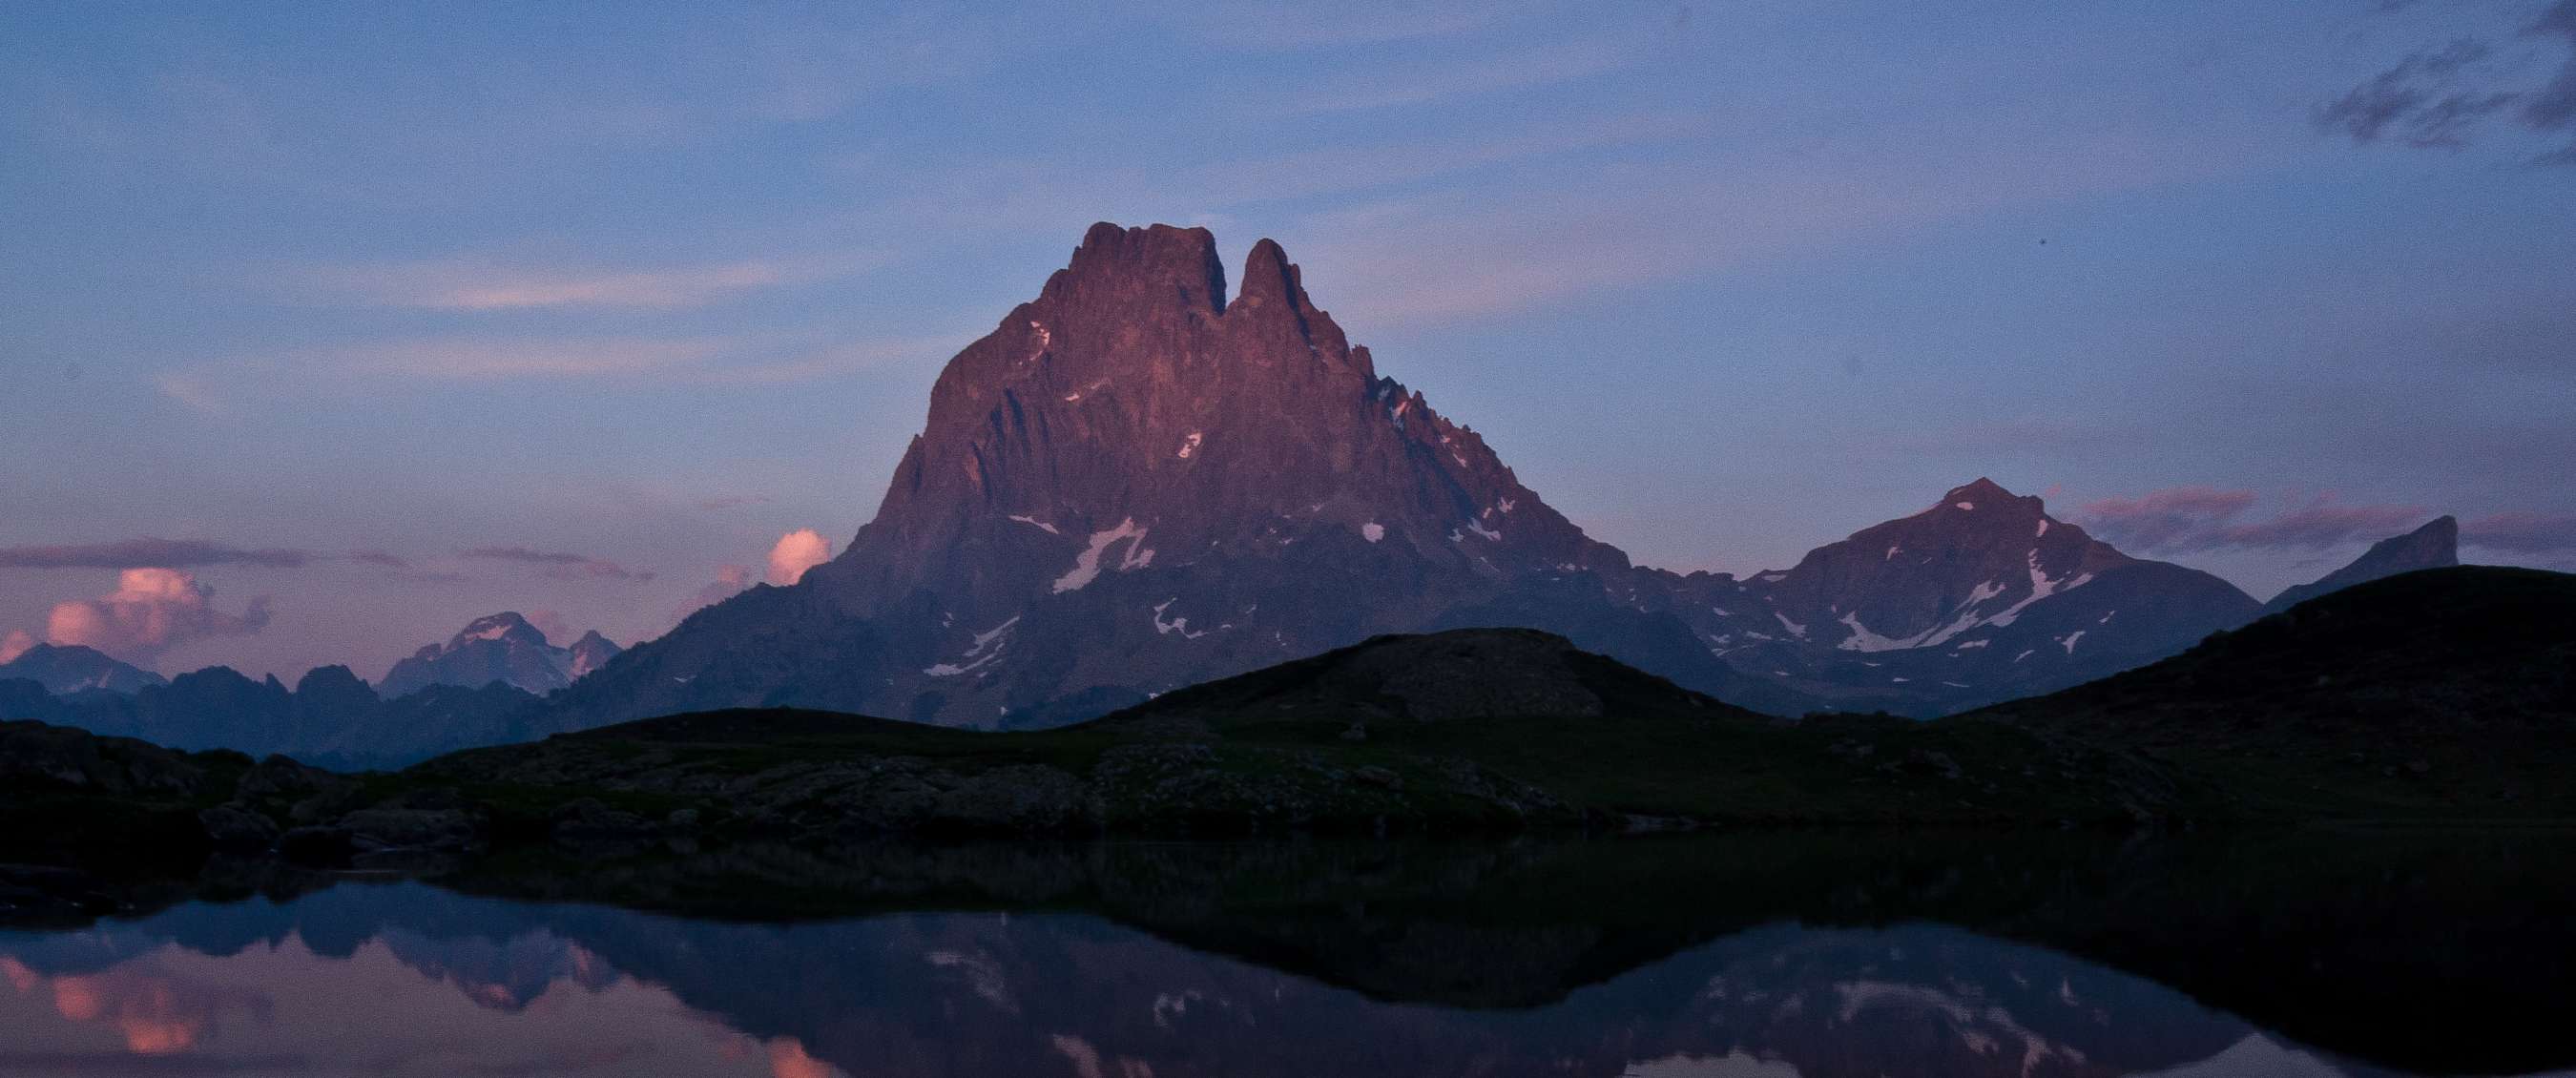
(0, 879, 2523, 1078)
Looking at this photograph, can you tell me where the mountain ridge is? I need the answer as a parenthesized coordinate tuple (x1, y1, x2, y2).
(530, 222, 2481, 732)
(0, 643, 166, 695)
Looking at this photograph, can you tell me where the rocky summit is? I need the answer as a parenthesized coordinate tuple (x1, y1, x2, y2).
(541, 223, 1757, 731)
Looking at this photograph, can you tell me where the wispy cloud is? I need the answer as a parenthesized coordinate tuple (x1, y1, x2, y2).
(1272, 35, 1640, 114)
(2316, 39, 2517, 148)
(2074, 487, 2260, 552)
(2079, 488, 2430, 554)
(1284, 117, 2262, 325)
(830, 109, 1708, 255)
(2461, 510, 2576, 553)
(674, 564, 755, 627)
(1151, 0, 1522, 50)
(153, 329, 966, 412)
(343, 549, 468, 583)
(461, 546, 654, 582)
(299, 251, 887, 311)
(0, 538, 313, 570)
(2317, 1, 2576, 163)
(2220, 497, 2430, 550)
(332, 338, 742, 381)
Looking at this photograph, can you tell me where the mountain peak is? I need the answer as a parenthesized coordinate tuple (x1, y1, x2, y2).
(2263, 514, 2461, 614)
(384, 612, 607, 698)
(449, 612, 546, 649)
(1229, 236, 1354, 359)
(566, 630, 622, 678)
(1044, 222, 1228, 314)
(1940, 478, 2026, 511)
(0, 642, 166, 694)
(1235, 237, 1298, 308)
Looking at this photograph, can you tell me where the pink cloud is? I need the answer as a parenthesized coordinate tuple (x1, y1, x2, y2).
(2079, 487, 2429, 554)
(2219, 496, 2427, 551)
(766, 529, 832, 586)
(675, 564, 755, 627)
(1, 630, 35, 664)
(461, 546, 654, 582)
(0, 537, 311, 569)
(309, 251, 884, 312)
(41, 568, 272, 667)
(2077, 487, 2258, 553)
(525, 609, 575, 642)
(2461, 510, 2576, 554)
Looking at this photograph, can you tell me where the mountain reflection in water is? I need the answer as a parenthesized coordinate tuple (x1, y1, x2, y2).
(1, 834, 2569, 1077)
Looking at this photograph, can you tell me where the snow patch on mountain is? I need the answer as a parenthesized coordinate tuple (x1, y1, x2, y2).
(1152, 598, 1208, 639)
(926, 616, 1019, 676)
(1052, 519, 1149, 592)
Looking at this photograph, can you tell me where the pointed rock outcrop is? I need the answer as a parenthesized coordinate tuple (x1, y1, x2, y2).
(2263, 515, 2459, 616)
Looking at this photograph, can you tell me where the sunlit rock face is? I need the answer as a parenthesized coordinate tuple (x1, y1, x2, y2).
(541, 223, 1769, 730)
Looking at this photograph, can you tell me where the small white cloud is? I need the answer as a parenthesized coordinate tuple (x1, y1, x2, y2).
(766, 529, 833, 586)
(42, 568, 272, 667)
(301, 251, 888, 311)
(674, 564, 755, 626)
(525, 609, 574, 643)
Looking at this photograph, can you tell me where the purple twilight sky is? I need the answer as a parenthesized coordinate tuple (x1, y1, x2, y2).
(4, 1, 2574, 680)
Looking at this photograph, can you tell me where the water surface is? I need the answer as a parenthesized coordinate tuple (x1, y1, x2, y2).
(3, 834, 2567, 1077)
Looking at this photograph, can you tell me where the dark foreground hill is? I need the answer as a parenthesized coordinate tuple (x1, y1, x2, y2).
(412, 628, 2178, 837)
(1978, 565, 2576, 818)
(4, 566, 2570, 901)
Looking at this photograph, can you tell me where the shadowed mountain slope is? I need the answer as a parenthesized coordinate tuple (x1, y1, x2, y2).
(1979, 565, 2576, 818)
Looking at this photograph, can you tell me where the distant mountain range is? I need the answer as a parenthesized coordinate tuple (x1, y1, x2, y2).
(0, 612, 624, 767)
(0, 664, 534, 770)
(379, 612, 620, 698)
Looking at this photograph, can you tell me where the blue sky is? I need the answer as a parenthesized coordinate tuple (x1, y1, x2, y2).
(4, 1, 2572, 680)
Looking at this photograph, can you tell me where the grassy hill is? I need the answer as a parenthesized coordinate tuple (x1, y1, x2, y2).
(413, 629, 2189, 834)
(1976, 566, 2576, 819)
